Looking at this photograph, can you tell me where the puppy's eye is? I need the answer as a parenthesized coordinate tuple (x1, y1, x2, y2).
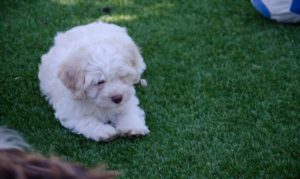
(96, 80, 105, 85)
(120, 74, 130, 80)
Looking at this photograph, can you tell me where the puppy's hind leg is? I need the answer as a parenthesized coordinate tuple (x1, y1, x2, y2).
(60, 117, 118, 142)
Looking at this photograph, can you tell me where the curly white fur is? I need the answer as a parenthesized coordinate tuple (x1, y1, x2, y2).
(38, 22, 149, 141)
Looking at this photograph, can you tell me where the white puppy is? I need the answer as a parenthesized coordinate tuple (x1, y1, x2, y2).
(38, 22, 149, 141)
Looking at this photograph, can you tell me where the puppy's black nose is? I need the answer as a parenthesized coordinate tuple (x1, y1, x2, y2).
(111, 95, 123, 104)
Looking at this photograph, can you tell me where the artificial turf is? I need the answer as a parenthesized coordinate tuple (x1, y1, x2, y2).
(1, 0, 300, 178)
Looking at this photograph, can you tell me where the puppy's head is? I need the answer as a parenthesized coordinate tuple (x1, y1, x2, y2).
(58, 41, 145, 109)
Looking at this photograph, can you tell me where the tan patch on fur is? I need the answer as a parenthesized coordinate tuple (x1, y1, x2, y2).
(58, 51, 88, 100)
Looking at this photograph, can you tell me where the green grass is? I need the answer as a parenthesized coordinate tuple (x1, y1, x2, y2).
(1, 0, 300, 178)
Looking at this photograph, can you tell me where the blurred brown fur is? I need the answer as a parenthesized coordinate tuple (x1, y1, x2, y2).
(0, 149, 119, 179)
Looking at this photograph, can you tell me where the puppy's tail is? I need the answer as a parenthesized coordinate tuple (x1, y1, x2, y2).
(0, 127, 30, 150)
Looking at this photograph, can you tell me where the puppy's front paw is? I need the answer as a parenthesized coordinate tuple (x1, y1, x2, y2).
(118, 125, 150, 137)
(91, 125, 117, 142)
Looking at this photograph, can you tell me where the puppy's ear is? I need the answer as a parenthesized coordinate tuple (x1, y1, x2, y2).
(58, 52, 88, 100)
(128, 43, 146, 84)
(129, 44, 146, 74)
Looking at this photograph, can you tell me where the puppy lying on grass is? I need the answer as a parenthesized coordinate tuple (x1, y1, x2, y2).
(38, 22, 149, 141)
(0, 127, 118, 179)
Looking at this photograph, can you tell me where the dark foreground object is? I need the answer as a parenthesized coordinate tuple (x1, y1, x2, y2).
(0, 149, 119, 179)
